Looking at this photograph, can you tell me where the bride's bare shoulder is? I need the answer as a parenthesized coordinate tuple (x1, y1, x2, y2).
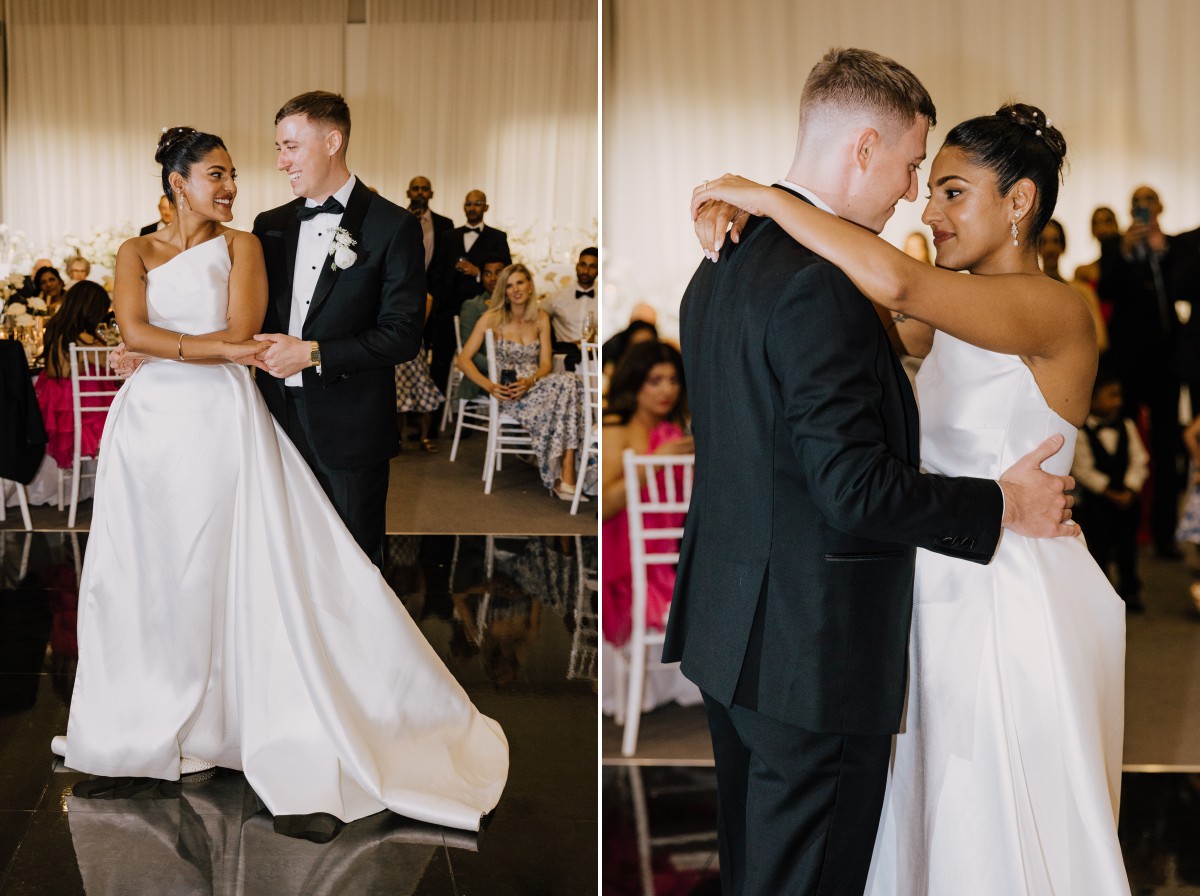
(223, 228, 264, 259)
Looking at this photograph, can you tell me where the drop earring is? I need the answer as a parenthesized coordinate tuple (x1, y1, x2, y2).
(1011, 220, 1018, 246)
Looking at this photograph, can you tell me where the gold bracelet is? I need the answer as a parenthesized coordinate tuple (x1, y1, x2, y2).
(178, 332, 187, 360)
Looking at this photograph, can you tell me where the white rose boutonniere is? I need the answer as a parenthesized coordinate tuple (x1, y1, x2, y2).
(329, 227, 358, 272)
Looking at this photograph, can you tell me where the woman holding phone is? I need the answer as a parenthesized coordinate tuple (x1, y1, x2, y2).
(456, 263, 585, 500)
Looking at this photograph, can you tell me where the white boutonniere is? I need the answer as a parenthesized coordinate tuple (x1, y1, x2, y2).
(329, 227, 358, 272)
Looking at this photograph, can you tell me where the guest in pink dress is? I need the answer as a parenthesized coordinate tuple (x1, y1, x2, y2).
(601, 341, 693, 647)
(34, 281, 118, 468)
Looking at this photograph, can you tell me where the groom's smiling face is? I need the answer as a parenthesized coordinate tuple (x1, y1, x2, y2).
(275, 114, 341, 202)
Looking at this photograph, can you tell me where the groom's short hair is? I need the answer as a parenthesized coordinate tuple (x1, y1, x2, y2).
(275, 91, 352, 146)
(800, 48, 936, 136)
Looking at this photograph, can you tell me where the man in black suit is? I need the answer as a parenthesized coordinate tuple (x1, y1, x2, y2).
(427, 189, 512, 404)
(139, 195, 174, 235)
(1098, 185, 1184, 557)
(662, 48, 1075, 895)
(405, 176, 454, 271)
(1171, 224, 1200, 416)
(252, 91, 425, 570)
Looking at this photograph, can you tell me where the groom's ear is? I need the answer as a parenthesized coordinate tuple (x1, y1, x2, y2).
(325, 128, 344, 158)
(854, 127, 880, 172)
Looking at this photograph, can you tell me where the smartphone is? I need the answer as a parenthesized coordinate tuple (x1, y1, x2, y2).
(499, 368, 517, 386)
(1133, 206, 1151, 225)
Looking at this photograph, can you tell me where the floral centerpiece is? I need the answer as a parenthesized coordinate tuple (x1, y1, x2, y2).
(504, 218, 598, 299)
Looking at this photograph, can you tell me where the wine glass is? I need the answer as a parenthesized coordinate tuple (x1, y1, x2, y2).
(581, 310, 597, 343)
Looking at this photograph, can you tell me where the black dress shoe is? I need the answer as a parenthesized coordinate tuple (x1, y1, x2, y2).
(273, 813, 345, 844)
(72, 776, 182, 800)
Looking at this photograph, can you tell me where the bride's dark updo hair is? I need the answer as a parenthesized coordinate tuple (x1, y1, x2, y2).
(155, 126, 227, 203)
(943, 103, 1067, 243)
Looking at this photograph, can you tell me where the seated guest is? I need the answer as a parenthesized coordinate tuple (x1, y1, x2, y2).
(456, 264, 583, 501)
(600, 341, 692, 647)
(34, 266, 67, 315)
(16, 257, 53, 299)
(601, 319, 658, 385)
(64, 256, 91, 285)
(139, 194, 174, 235)
(540, 247, 598, 370)
(456, 256, 508, 400)
(395, 293, 444, 453)
(33, 281, 118, 469)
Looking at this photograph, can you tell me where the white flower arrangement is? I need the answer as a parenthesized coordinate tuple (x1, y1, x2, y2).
(329, 227, 358, 272)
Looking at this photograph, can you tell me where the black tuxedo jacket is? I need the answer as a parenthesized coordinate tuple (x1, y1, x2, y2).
(252, 179, 425, 469)
(429, 210, 454, 234)
(662, 189, 1003, 737)
(139, 221, 162, 236)
(1098, 232, 1181, 367)
(429, 224, 511, 318)
(1169, 226, 1200, 386)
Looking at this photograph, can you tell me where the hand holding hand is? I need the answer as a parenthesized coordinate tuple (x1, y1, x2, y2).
(253, 333, 311, 379)
(998, 433, 1077, 538)
(109, 342, 143, 376)
(690, 174, 773, 256)
(225, 339, 266, 367)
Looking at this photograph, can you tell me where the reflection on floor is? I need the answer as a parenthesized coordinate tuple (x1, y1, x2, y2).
(602, 766, 1200, 895)
(0, 532, 597, 895)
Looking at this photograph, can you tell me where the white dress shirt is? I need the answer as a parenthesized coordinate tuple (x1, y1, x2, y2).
(286, 174, 356, 386)
(542, 281, 597, 343)
(462, 225, 483, 254)
(777, 179, 836, 215)
(1072, 416, 1150, 495)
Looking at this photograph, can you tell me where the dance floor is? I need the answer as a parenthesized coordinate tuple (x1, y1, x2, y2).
(0, 532, 597, 895)
(602, 549, 1200, 894)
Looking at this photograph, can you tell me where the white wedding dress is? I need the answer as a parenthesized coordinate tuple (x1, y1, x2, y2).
(62, 235, 508, 831)
(865, 333, 1130, 894)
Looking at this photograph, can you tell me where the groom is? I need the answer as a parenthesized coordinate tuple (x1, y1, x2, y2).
(663, 49, 1076, 894)
(252, 92, 425, 569)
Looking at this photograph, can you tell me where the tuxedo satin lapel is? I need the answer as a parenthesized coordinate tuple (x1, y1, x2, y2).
(305, 181, 371, 323)
(280, 203, 303, 326)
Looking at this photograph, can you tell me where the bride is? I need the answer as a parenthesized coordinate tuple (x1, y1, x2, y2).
(692, 104, 1129, 893)
(55, 127, 508, 842)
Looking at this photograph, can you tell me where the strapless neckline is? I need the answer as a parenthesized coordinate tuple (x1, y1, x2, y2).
(146, 234, 228, 280)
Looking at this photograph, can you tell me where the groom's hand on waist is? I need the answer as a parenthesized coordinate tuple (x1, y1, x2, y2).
(253, 333, 312, 379)
(999, 433, 1077, 538)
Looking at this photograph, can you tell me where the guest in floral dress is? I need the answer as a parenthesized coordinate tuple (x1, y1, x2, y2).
(456, 264, 584, 500)
(34, 281, 119, 468)
(395, 293, 443, 452)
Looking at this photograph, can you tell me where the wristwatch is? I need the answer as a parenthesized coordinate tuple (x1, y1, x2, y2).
(310, 341, 321, 367)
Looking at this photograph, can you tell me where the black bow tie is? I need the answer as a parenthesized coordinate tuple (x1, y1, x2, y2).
(297, 196, 345, 221)
(575, 289, 594, 298)
(1092, 420, 1122, 432)
(465, 226, 482, 233)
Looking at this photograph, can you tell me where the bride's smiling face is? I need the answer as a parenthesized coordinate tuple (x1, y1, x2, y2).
(921, 146, 1013, 273)
(173, 147, 237, 223)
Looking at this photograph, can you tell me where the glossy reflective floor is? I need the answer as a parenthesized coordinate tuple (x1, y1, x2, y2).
(602, 768, 1200, 895)
(0, 532, 597, 895)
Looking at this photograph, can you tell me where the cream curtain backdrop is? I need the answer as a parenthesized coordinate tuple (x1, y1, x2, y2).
(603, 0, 1200, 338)
(0, 0, 597, 273)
